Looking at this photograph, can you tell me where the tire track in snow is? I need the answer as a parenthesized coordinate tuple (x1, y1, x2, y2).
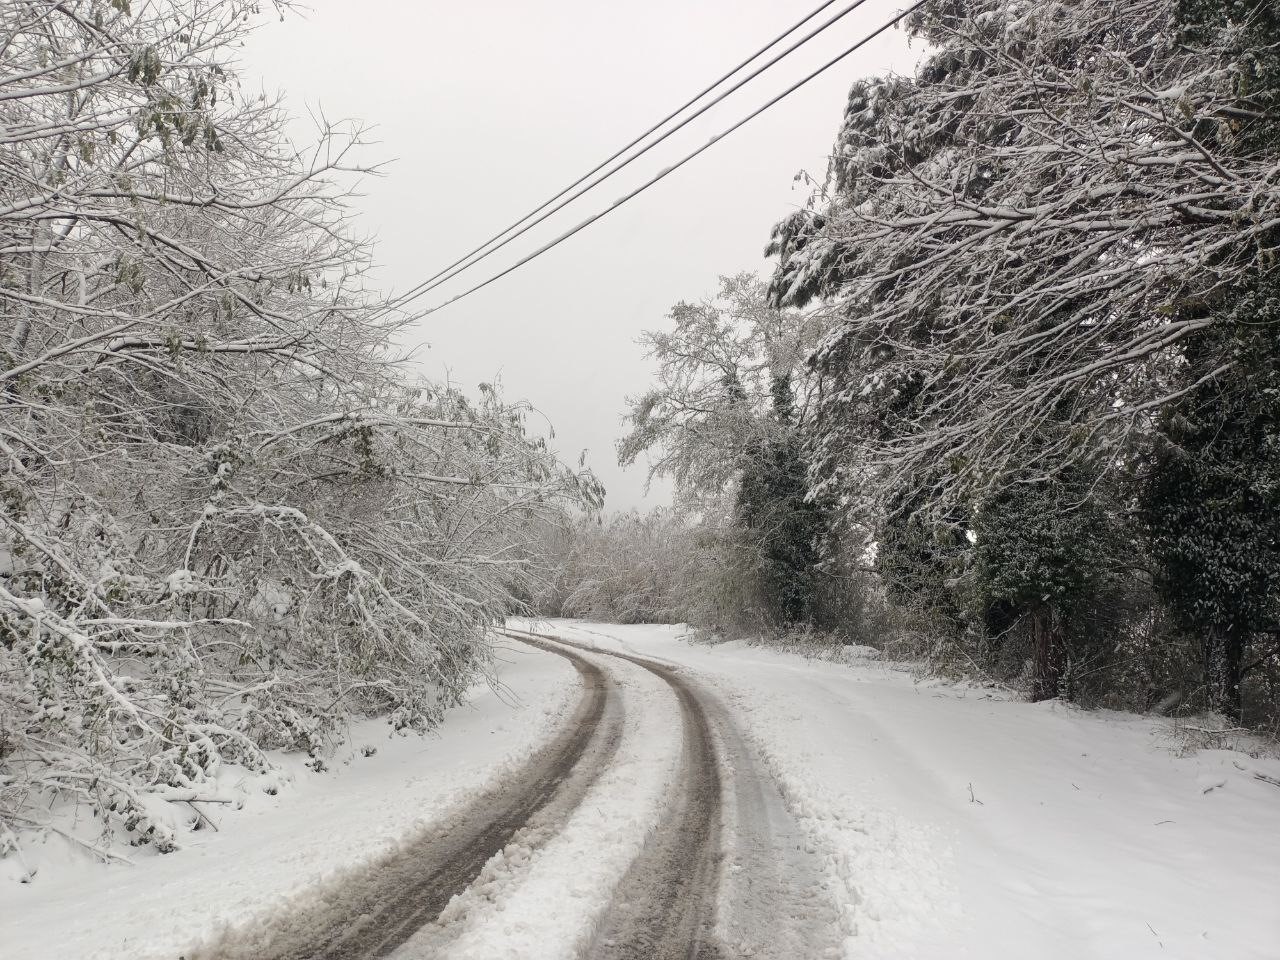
(506, 628, 841, 960)
(192, 637, 621, 960)
(504, 629, 724, 960)
(583, 656, 723, 959)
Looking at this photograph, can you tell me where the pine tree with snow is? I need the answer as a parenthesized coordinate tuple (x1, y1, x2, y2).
(972, 466, 1127, 701)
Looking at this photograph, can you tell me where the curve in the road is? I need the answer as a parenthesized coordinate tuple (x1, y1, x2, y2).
(502, 628, 726, 960)
(192, 636, 621, 960)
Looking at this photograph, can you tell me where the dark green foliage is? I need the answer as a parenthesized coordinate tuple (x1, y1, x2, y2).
(1154, 1, 1280, 721)
(1177, 0, 1280, 162)
(875, 502, 968, 633)
(1141, 315, 1280, 719)
(972, 470, 1128, 700)
(1178, 0, 1280, 106)
(973, 475, 1122, 620)
(736, 455, 819, 627)
(734, 372, 825, 629)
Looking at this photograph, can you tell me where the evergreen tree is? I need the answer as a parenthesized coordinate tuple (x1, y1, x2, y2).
(973, 469, 1126, 701)
(874, 494, 970, 634)
(1137, 1, 1280, 721)
(735, 371, 824, 628)
(1141, 317, 1280, 720)
(761, 0, 1280, 720)
(619, 275, 845, 636)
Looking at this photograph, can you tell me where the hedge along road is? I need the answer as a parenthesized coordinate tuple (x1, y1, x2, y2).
(194, 629, 837, 960)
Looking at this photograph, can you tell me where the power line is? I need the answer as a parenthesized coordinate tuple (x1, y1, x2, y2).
(410, 0, 925, 320)
(378, 0, 876, 317)
(379, 0, 845, 316)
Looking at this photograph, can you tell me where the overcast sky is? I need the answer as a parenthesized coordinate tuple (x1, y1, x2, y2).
(241, 1, 916, 510)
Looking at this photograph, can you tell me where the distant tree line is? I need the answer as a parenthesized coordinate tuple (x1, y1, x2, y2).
(547, 0, 1280, 732)
(539, 274, 882, 644)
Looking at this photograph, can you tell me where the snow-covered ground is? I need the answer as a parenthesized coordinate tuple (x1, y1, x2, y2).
(0, 638, 580, 960)
(534, 620, 1280, 960)
(5, 619, 1279, 960)
(398, 647, 682, 960)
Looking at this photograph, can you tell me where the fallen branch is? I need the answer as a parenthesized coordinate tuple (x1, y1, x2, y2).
(1180, 725, 1246, 736)
(185, 801, 220, 832)
(5, 814, 135, 865)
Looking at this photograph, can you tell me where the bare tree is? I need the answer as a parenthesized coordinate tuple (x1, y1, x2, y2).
(618, 273, 821, 500)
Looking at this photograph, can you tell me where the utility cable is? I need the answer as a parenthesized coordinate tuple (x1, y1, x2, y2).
(410, 0, 926, 319)
(377, 0, 878, 317)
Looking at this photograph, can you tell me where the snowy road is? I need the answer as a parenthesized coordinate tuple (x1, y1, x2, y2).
(6, 620, 1279, 960)
(193, 635, 625, 959)
(577, 633, 725, 960)
(538, 631, 838, 960)
(183, 626, 834, 959)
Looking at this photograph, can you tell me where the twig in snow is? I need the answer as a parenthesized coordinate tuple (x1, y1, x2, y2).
(968, 782, 984, 805)
(185, 801, 219, 832)
(1202, 780, 1227, 794)
(1146, 922, 1164, 949)
(1181, 725, 1246, 736)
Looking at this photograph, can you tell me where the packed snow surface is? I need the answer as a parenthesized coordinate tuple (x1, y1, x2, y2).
(397, 649, 681, 960)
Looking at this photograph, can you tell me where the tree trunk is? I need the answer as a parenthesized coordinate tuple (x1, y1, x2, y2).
(1030, 604, 1064, 701)
(1207, 626, 1246, 722)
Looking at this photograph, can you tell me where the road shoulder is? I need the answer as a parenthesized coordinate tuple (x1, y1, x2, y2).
(0, 642, 579, 960)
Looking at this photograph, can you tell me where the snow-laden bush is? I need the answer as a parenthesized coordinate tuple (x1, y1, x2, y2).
(535, 509, 697, 624)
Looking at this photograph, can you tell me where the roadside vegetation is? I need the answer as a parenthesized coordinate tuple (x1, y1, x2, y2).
(542, 0, 1280, 735)
(6, 0, 1280, 878)
(0, 0, 598, 859)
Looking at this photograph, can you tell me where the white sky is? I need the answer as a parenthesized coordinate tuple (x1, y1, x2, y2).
(241, 1, 916, 510)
